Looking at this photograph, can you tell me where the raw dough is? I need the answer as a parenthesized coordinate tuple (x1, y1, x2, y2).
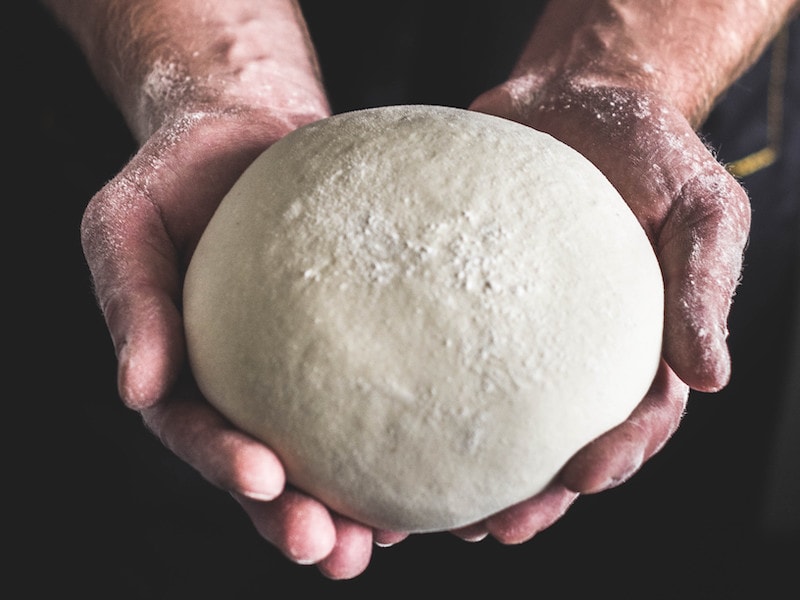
(183, 104, 664, 532)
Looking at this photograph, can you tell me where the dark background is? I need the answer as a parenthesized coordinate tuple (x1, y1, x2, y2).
(12, 2, 798, 598)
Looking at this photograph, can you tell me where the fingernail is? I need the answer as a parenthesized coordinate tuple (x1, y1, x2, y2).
(460, 532, 489, 542)
(599, 455, 644, 491)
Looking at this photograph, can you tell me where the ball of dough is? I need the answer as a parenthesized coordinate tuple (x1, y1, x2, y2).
(183, 104, 664, 533)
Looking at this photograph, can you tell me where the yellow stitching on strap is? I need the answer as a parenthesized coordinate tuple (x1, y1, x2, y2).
(727, 146, 778, 178)
(726, 26, 789, 179)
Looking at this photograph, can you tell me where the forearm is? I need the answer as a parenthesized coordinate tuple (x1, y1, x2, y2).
(511, 0, 799, 126)
(41, 0, 329, 142)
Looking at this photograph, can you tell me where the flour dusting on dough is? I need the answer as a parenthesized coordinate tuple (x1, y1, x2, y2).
(184, 105, 665, 532)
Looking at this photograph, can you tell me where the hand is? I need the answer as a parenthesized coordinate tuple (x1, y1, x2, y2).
(458, 77, 750, 542)
(80, 107, 393, 579)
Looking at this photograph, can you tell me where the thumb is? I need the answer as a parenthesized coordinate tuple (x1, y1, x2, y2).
(81, 175, 184, 410)
(658, 170, 751, 392)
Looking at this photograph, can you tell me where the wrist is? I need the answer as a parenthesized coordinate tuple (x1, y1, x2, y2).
(131, 58, 330, 144)
(508, 0, 798, 127)
(44, 0, 330, 143)
(138, 104, 327, 188)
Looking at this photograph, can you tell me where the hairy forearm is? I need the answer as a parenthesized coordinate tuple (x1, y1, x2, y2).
(41, 0, 329, 142)
(513, 0, 799, 125)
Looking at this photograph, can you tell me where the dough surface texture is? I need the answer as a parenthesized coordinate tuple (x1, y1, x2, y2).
(183, 104, 664, 532)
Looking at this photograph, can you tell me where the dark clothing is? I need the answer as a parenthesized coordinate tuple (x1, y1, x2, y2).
(15, 2, 798, 598)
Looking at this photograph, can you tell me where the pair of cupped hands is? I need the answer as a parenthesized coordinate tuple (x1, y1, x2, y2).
(80, 77, 750, 580)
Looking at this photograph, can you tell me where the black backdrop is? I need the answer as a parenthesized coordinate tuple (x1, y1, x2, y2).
(11, 3, 798, 598)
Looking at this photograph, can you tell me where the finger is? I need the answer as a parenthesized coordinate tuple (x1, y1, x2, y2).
(81, 178, 184, 410)
(658, 164, 751, 392)
(234, 490, 337, 566)
(141, 390, 285, 500)
(317, 516, 375, 580)
(560, 361, 688, 493)
(484, 483, 579, 545)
